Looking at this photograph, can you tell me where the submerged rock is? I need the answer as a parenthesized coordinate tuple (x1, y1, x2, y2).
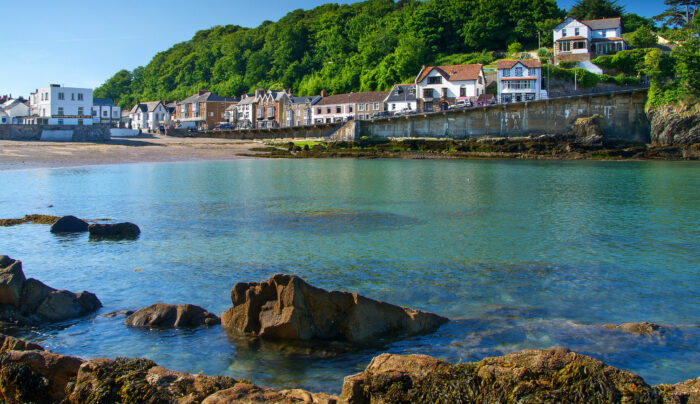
(0, 256, 101, 326)
(221, 274, 448, 342)
(125, 303, 220, 328)
(49, 216, 89, 233)
(100, 310, 135, 318)
(0, 215, 61, 227)
(604, 321, 663, 335)
(88, 222, 140, 240)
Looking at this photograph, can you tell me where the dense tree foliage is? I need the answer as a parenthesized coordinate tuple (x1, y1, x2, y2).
(568, 0, 624, 20)
(654, 0, 698, 27)
(96, 0, 565, 107)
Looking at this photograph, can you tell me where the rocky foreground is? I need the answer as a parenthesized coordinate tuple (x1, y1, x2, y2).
(0, 334, 697, 403)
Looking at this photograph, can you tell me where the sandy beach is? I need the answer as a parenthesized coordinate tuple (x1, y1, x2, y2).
(0, 135, 264, 170)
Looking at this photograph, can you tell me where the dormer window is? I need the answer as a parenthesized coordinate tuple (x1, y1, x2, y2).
(427, 76, 442, 85)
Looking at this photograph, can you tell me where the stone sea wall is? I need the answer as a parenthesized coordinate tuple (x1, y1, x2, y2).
(359, 89, 650, 142)
(0, 124, 111, 142)
(167, 122, 343, 140)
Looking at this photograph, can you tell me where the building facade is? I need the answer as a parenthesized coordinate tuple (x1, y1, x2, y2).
(496, 59, 546, 103)
(285, 95, 321, 127)
(384, 84, 417, 113)
(28, 85, 93, 125)
(92, 98, 121, 125)
(554, 17, 626, 65)
(313, 91, 388, 124)
(0, 99, 29, 124)
(174, 91, 238, 130)
(235, 93, 257, 129)
(415, 64, 486, 112)
(255, 90, 291, 129)
(129, 101, 170, 131)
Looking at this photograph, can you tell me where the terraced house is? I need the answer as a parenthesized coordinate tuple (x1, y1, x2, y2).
(285, 95, 322, 127)
(255, 90, 291, 129)
(174, 91, 238, 130)
(496, 60, 546, 103)
(313, 91, 388, 124)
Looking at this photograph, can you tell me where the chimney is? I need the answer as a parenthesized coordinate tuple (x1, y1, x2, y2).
(321, 90, 327, 98)
(255, 88, 265, 98)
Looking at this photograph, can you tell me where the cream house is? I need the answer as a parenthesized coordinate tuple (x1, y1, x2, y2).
(415, 64, 486, 112)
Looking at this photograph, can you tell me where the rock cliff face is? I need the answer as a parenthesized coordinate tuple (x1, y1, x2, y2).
(0, 255, 101, 326)
(220, 274, 448, 342)
(649, 104, 700, 145)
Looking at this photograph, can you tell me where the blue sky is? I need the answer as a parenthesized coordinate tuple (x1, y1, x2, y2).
(0, 0, 664, 98)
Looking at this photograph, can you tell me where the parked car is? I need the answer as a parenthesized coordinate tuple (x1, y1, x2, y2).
(394, 108, 415, 116)
(371, 111, 392, 119)
(213, 123, 233, 130)
(449, 100, 472, 110)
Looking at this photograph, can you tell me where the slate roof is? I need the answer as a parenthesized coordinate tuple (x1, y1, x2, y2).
(315, 91, 389, 106)
(496, 59, 542, 69)
(129, 101, 163, 114)
(385, 84, 417, 103)
(179, 91, 238, 105)
(583, 17, 622, 31)
(416, 64, 483, 83)
(237, 95, 258, 106)
(93, 98, 115, 106)
(290, 95, 322, 105)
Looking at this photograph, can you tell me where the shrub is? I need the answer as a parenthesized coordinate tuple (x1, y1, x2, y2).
(507, 42, 523, 56)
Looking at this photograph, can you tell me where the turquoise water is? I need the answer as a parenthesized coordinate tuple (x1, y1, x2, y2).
(0, 159, 698, 393)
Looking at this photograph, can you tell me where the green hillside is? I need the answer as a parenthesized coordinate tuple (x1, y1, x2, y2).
(96, 0, 569, 108)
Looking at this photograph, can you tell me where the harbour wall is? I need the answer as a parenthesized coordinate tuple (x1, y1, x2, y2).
(0, 124, 111, 142)
(359, 89, 650, 142)
(167, 123, 345, 140)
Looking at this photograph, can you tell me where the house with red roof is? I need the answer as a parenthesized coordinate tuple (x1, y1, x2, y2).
(496, 59, 546, 104)
(554, 17, 626, 65)
(414, 64, 486, 113)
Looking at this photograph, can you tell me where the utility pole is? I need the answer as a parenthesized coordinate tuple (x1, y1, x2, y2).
(574, 69, 577, 92)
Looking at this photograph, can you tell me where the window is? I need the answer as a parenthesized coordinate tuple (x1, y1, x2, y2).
(78, 107, 84, 115)
(478, 76, 483, 84)
(603, 30, 607, 38)
(209, 112, 213, 117)
(460, 87, 466, 97)
(423, 89, 433, 98)
(71, 93, 75, 101)
(58, 92, 65, 100)
(349, 106, 353, 113)
(58, 107, 64, 115)
(373, 102, 379, 110)
(526, 93, 536, 101)
(92, 109, 97, 116)
(503, 69, 510, 77)
(317, 108, 321, 114)
(529, 68, 537, 76)
(365, 114, 370, 120)
(358, 104, 364, 111)
(77, 93, 83, 101)
(364, 103, 369, 111)
(573, 41, 587, 50)
(326, 107, 331, 114)
(392, 104, 396, 110)
(575, 28, 580, 36)
(267, 107, 274, 116)
(559, 41, 571, 52)
(515, 67, 523, 76)
(77, 119, 83, 125)
(424, 102, 433, 112)
(441, 88, 447, 97)
(336, 106, 341, 113)
(103, 110, 108, 117)
(562, 29, 567, 37)
(57, 119, 64, 125)
(427, 76, 442, 85)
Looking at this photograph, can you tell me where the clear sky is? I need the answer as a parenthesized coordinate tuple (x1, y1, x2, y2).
(0, 0, 665, 98)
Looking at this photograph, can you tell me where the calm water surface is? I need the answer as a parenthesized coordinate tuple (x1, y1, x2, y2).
(0, 159, 698, 393)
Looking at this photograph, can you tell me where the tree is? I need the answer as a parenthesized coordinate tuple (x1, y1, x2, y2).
(507, 42, 523, 56)
(655, 0, 699, 27)
(627, 26, 658, 48)
(568, 0, 625, 20)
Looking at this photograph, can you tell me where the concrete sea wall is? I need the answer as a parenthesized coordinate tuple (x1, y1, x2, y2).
(360, 89, 650, 142)
(0, 124, 111, 142)
(167, 123, 343, 140)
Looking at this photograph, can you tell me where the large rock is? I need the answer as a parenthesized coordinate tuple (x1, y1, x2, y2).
(649, 104, 700, 145)
(0, 334, 44, 352)
(88, 222, 140, 240)
(340, 348, 665, 403)
(49, 215, 89, 233)
(657, 377, 700, 404)
(0, 256, 25, 307)
(0, 350, 84, 403)
(604, 321, 663, 335)
(0, 256, 101, 326)
(571, 114, 605, 145)
(220, 274, 448, 342)
(202, 383, 337, 404)
(125, 303, 220, 328)
(68, 357, 239, 403)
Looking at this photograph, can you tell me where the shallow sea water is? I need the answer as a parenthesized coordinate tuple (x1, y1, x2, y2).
(0, 158, 698, 393)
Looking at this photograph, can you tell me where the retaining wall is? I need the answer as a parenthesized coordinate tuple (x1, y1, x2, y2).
(167, 123, 341, 140)
(359, 89, 650, 142)
(0, 124, 111, 142)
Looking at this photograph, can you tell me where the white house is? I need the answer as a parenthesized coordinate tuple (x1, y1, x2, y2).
(92, 98, 121, 125)
(0, 99, 30, 124)
(384, 84, 417, 113)
(28, 85, 93, 125)
(129, 101, 169, 131)
(415, 64, 486, 112)
(554, 17, 626, 65)
(235, 94, 257, 129)
(496, 59, 547, 103)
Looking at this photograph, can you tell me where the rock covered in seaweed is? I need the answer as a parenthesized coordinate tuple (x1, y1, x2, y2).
(125, 303, 220, 328)
(88, 222, 140, 240)
(0, 256, 101, 326)
(220, 274, 448, 342)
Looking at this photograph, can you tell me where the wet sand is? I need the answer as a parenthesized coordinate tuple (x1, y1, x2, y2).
(0, 135, 264, 170)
